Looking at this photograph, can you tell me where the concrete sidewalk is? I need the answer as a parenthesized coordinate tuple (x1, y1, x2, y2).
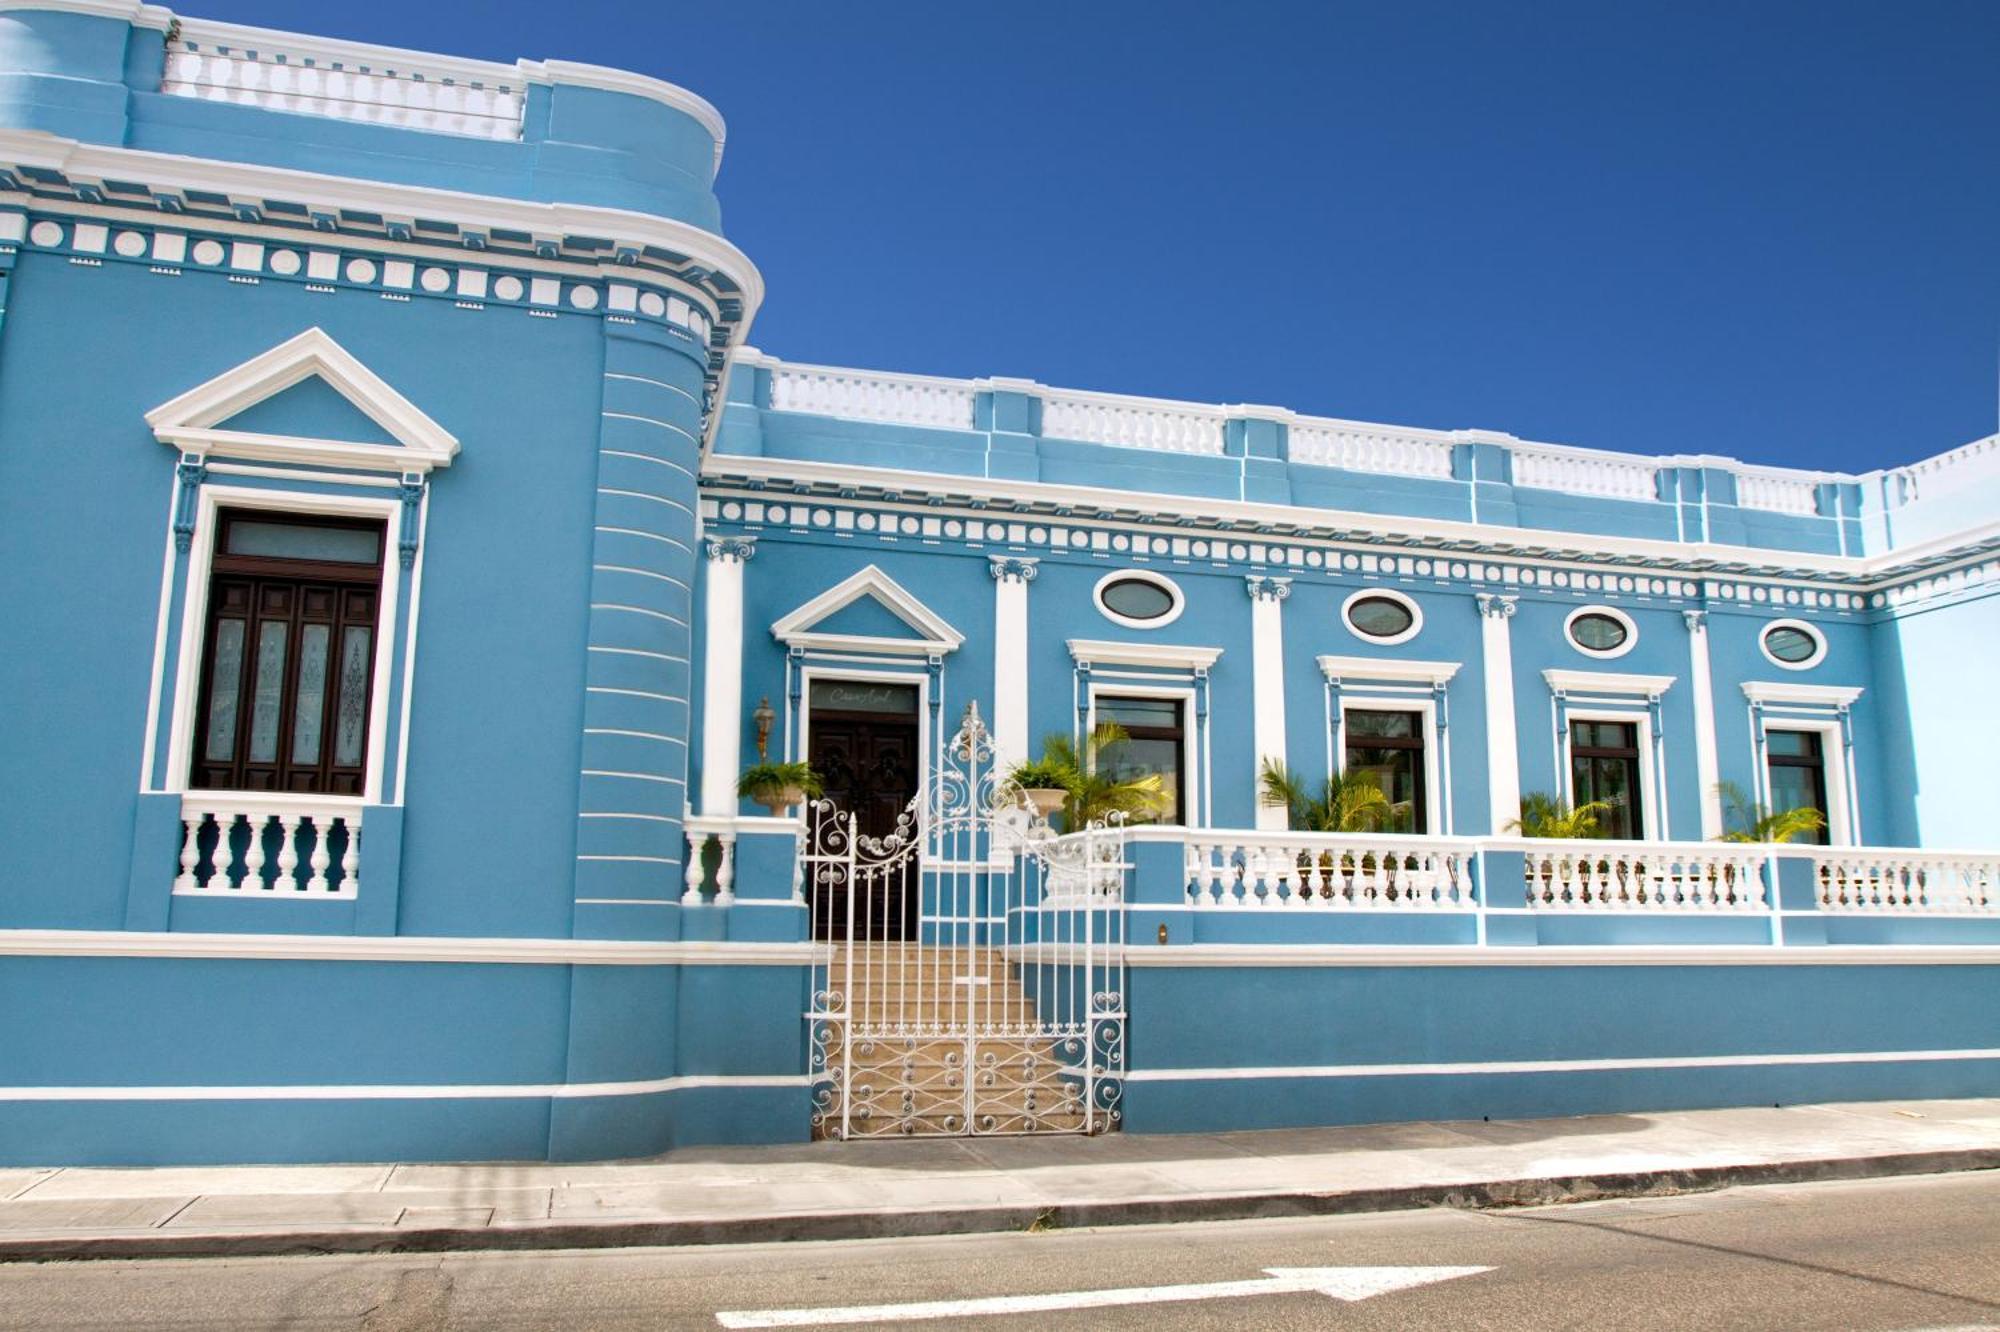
(2, 1098, 1996, 1261)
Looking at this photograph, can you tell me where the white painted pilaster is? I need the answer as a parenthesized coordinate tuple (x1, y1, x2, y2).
(1247, 576, 1292, 830)
(1685, 609, 1724, 837)
(1476, 594, 1520, 833)
(699, 537, 754, 816)
(988, 557, 1037, 768)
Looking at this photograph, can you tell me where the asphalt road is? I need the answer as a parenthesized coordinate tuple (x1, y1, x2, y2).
(1, 1172, 1995, 1331)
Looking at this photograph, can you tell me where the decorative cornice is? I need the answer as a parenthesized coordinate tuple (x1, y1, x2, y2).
(1067, 638, 1223, 671)
(1245, 574, 1292, 602)
(1742, 681, 1865, 708)
(1543, 669, 1676, 699)
(1317, 655, 1461, 687)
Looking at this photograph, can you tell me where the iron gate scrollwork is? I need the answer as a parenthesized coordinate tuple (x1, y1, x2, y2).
(805, 702, 1128, 1138)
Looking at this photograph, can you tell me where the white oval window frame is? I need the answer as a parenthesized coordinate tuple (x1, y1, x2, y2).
(1094, 568, 1185, 630)
(1565, 604, 1637, 659)
(1759, 618, 1827, 671)
(1341, 587, 1423, 647)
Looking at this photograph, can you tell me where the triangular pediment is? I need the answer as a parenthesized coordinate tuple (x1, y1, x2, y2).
(772, 564, 963, 656)
(146, 328, 458, 473)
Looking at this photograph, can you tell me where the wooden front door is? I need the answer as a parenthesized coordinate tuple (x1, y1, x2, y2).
(808, 691, 921, 941)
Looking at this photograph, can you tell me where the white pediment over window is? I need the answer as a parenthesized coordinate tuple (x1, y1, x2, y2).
(772, 564, 964, 656)
(146, 327, 459, 473)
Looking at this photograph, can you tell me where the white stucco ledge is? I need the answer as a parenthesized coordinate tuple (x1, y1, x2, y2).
(0, 930, 815, 965)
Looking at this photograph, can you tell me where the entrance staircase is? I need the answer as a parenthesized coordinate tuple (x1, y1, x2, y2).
(817, 943, 1089, 1137)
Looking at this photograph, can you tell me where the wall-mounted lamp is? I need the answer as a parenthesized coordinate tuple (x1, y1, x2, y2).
(752, 695, 775, 763)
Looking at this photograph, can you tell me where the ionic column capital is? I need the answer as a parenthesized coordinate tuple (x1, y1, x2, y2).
(989, 555, 1040, 584)
(1245, 575, 1292, 603)
(704, 535, 756, 564)
(1683, 609, 1709, 632)
(1476, 593, 1518, 620)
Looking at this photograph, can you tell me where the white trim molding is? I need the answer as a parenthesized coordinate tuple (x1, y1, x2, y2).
(1684, 610, 1725, 838)
(1068, 639, 1223, 671)
(1123, 1047, 2000, 1082)
(1117, 943, 2000, 967)
(1741, 681, 1864, 708)
(0, 928, 814, 966)
(1317, 655, 1461, 687)
(1248, 576, 1290, 829)
(1544, 669, 1676, 699)
(147, 328, 459, 474)
(0, 1073, 809, 1103)
(771, 564, 964, 657)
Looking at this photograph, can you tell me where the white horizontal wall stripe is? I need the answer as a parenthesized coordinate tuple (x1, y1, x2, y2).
(600, 450, 697, 481)
(576, 854, 680, 864)
(596, 487, 694, 517)
(590, 602, 689, 629)
(601, 411, 700, 446)
(588, 645, 690, 665)
(1114, 944, 2000, 967)
(587, 686, 688, 704)
(592, 563, 692, 590)
(584, 728, 687, 744)
(1124, 1047, 2000, 1083)
(0, 1073, 809, 1103)
(594, 524, 693, 555)
(579, 811, 681, 823)
(603, 371, 702, 405)
(0, 929, 810, 965)
(580, 769, 687, 785)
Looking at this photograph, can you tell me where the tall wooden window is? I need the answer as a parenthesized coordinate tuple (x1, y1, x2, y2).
(1095, 696, 1185, 825)
(1765, 729, 1830, 845)
(1344, 708, 1425, 833)
(190, 510, 385, 795)
(1571, 719, 1643, 840)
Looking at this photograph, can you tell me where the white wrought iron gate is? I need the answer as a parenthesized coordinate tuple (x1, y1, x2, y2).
(805, 703, 1127, 1138)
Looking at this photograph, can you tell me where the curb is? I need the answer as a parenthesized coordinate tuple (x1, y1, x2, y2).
(3, 1147, 1996, 1263)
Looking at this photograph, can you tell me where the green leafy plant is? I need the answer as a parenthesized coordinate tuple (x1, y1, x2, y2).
(1007, 757, 1079, 792)
(1024, 724, 1171, 831)
(1258, 761, 1410, 833)
(1714, 781, 1826, 844)
(1508, 792, 1614, 839)
(736, 761, 823, 811)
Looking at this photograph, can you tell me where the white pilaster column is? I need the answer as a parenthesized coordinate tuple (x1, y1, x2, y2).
(1684, 608, 1723, 837)
(699, 537, 754, 817)
(1247, 576, 1292, 830)
(1476, 594, 1520, 833)
(988, 556, 1038, 768)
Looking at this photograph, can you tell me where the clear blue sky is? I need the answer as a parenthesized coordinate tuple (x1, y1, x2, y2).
(193, 1, 1998, 472)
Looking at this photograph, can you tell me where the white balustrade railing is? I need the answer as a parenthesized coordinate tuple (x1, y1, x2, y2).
(1040, 391, 1227, 455)
(1513, 840, 1768, 911)
(1182, 832, 1476, 909)
(1288, 420, 1457, 479)
(1511, 446, 1660, 502)
(1736, 472, 1821, 516)
(1803, 850, 1998, 914)
(174, 794, 361, 898)
(162, 39, 526, 142)
(767, 365, 977, 431)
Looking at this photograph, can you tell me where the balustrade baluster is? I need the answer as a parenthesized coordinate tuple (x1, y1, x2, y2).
(340, 825, 360, 896)
(715, 834, 737, 906)
(175, 813, 203, 892)
(274, 814, 301, 892)
(306, 816, 332, 893)
(241, 811, 268, 891)
(683, 832, 708, 904)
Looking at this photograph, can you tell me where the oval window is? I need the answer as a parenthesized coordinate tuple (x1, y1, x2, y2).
(1569, 612, 1629, 653)
(1347, 596, 1415, 639)
(1761, 621, 1825, 669)
(1097, 575, 1178, 624)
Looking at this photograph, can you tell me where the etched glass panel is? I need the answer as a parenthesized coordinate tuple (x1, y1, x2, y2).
(248, 621, 288, 763)
(204, 619, 245, 762)
(334, 626, 371, 768)
(809, 680, 919, 714)
(291, 623, 330, 764)
(227, 520, 380, 564)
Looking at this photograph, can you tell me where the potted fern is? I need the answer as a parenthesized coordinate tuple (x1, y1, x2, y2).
(1006, 754, 1077, 820)
(1508, 792, 1614, 905)
(1713, 781, 1826, 844)
(737, 760, 823, 817)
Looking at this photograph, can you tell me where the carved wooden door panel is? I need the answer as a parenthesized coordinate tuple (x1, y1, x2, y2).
(809, 717, 920, 940)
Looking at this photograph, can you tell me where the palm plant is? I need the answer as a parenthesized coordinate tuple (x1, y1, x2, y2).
(1031, 723, 1171, 831)
(1714, 781, 1826, 844)
(1508, 792, 1613, 839)
(1258, 761, 1410, 833)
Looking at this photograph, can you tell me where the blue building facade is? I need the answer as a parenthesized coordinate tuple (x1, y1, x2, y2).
(1, 2, 1994, 1163)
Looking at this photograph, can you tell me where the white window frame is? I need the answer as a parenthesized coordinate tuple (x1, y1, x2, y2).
(1093, 568, 1185, 630)
(1754, 716, 1854, 848)
(1564, 604, 1638, 660)
(1335, 694, 1443, 836)
(1340, 586, 1423, 646)
(1086, 681, 1199, 829)
(1758, 618, 1828, 671)
(160, 483, 408, 803)
(1562, 705, 1660, 841)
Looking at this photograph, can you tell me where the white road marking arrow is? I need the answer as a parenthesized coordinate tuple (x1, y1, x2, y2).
(714, 1265, 1493, 1327)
